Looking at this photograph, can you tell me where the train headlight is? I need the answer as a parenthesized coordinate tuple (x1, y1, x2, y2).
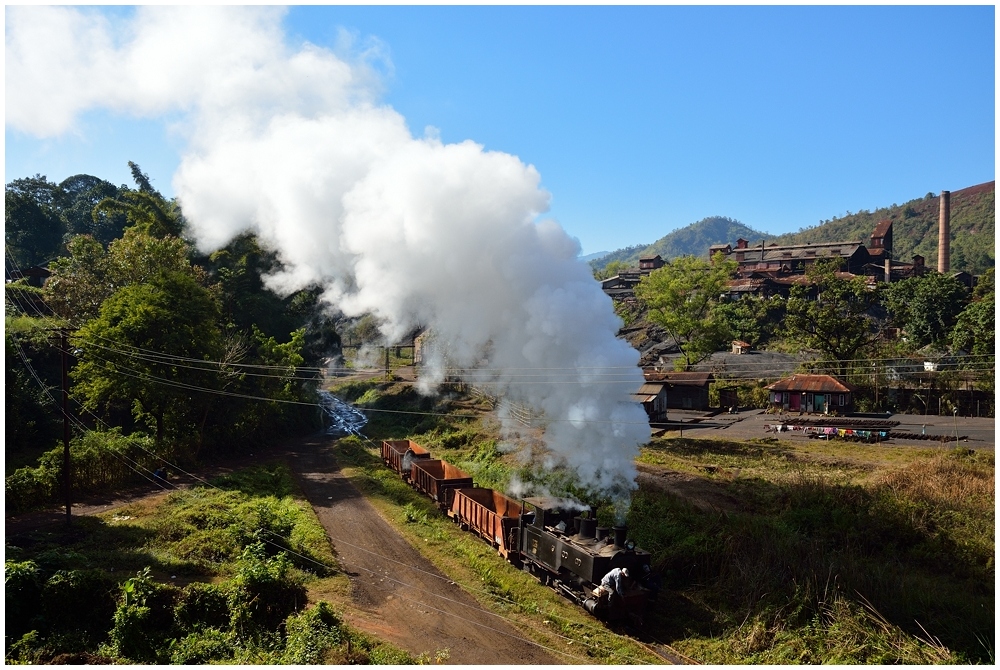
(625, 540, 636, 550)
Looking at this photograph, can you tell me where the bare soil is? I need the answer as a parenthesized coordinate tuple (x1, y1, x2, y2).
(636, 463, 744, 513)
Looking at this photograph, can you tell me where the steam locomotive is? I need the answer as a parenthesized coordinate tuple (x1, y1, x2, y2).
(380, 439, 655, 621)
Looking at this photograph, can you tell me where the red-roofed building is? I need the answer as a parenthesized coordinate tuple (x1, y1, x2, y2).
(766, 374, 857, 414)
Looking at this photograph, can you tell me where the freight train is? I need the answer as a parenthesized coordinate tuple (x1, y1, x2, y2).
(380, 439, 655, 622)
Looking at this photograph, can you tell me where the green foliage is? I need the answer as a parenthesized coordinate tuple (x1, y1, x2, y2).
(5, 175, 65, 267)
(715, 295, 787, 348)
(108, 567, 180, 662)
(281, 601, 344, 664)
(92, 164, 184, 239)
(784, 260, 884, 374)
(44, 226, 198, 323)
(5, 560, 44, 642)
(635, 253, 736, 369)
(227, 542, 306, 637)
(885, 272, 969, 349)
(73, 270, 223, 446)
(592, 258, 630, 280)
(6, 429, 163, 513)
(173, 582, 230, 634)
(952, 282, 995, 358)
(168, 627, 233, 664)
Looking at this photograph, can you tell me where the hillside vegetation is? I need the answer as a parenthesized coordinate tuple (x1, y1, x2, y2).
(594, 216, 770, 269)
(593, 182, 994, 275)
(772, 182, 995, 275)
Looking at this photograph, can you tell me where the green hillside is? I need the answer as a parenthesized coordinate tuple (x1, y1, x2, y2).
(771, 181, 995, 274)
(593, 182, 994, 275)
(593, 216, 771, 269)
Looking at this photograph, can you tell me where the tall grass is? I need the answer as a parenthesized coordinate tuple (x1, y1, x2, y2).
(631, 443, 994, 663)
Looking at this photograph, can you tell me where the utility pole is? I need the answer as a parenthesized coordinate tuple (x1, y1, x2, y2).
(50, 328, 75, 523)
(384, 345, 390, 381)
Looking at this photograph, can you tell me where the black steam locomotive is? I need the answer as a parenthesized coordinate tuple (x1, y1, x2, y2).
(381, 440, 655, 621)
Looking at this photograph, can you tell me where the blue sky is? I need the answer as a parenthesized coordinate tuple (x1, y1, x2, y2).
(5, 5, 995, 255)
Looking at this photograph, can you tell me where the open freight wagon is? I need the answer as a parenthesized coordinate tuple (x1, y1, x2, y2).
(381, 440, 431, 481)
(450, 488, 522, 558)
(410, 459, 474, 509)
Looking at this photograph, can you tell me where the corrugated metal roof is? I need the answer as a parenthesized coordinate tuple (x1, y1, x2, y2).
(766, 374, 857, 393)
(871, 219, 893, 238)
(645, 372, 714, 386)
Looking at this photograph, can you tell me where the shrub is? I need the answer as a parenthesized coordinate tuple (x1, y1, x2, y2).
(227, 543, 306, 637)
(41, 568, 118, 640)
(106, 567, 180, 663)
(281, 601, 343, 664)
(168, 628, 233, 664)
(5, 560, 43, 640)
(174, 582, 230, 634)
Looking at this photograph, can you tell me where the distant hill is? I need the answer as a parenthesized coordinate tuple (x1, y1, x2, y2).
(769, 181, 994, 275)
(592, 182, 994, 275)
(592, 216, 771, 269)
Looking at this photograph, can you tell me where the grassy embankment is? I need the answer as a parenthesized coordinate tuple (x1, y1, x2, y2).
(334, 379, 995, 664)
(5, 464, 416, 664)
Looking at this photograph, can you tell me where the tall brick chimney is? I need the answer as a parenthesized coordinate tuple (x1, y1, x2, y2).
(938, 190, 950, 273)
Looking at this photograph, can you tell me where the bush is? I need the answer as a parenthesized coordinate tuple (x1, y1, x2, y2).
(5, 429, 162, 512)
(106, 567, 180, 663)
(5, 464, 58, 512)
(168, 628, 233, 664)
(281, 601, 344, 664)
(174, 582, 230, 633)
(227, 543, 306, 637)
(5, 560, 43, 640)
(41, 568, 118, 640)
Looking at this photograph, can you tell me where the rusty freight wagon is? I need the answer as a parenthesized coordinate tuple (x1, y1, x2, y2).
(450, 488, 522, 558)
(410, 459, 474, 508)
(381, 440, 431, 481)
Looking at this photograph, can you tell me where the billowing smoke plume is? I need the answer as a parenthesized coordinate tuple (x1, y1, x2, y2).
(6, 6, 649, 508)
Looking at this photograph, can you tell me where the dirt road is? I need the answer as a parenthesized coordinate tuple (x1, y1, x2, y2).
(281, 434, 560, 664)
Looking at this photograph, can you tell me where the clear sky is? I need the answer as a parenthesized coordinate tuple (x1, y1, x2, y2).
(5, 5, 995, 255)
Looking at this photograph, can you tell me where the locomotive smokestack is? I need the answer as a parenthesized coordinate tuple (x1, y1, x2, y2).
(938, 190, 951, 273)
(577, 517, 597, 540)
(613, 525, 627, 548)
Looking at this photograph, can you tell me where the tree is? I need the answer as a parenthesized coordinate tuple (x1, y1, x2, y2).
(44, 228, 202, 323)
(72, 271, 223, 448)
(5, 176, 65, 267)
(634, 253, 736, 370)
(952, 283, 994, 359)
(784, 260, 884, 377)
(885, 272, 969, 349)
(57, 174, 129, 246)
(716, 294, 786, 348)
(92, 163, 184, 239)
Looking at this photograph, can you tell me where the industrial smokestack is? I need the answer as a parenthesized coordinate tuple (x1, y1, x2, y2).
(938, 190, 951, 273)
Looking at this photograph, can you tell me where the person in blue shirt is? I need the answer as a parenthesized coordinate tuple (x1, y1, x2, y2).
(601, 566, 630, 600)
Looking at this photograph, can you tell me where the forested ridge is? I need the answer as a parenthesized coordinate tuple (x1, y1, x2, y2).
(592, 181, 994, 274)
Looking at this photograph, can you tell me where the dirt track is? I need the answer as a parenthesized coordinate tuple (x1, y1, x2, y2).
(280, 434, 560, 664)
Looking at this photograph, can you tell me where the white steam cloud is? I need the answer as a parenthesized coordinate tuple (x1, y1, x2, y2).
(7, 6, 649, 507)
